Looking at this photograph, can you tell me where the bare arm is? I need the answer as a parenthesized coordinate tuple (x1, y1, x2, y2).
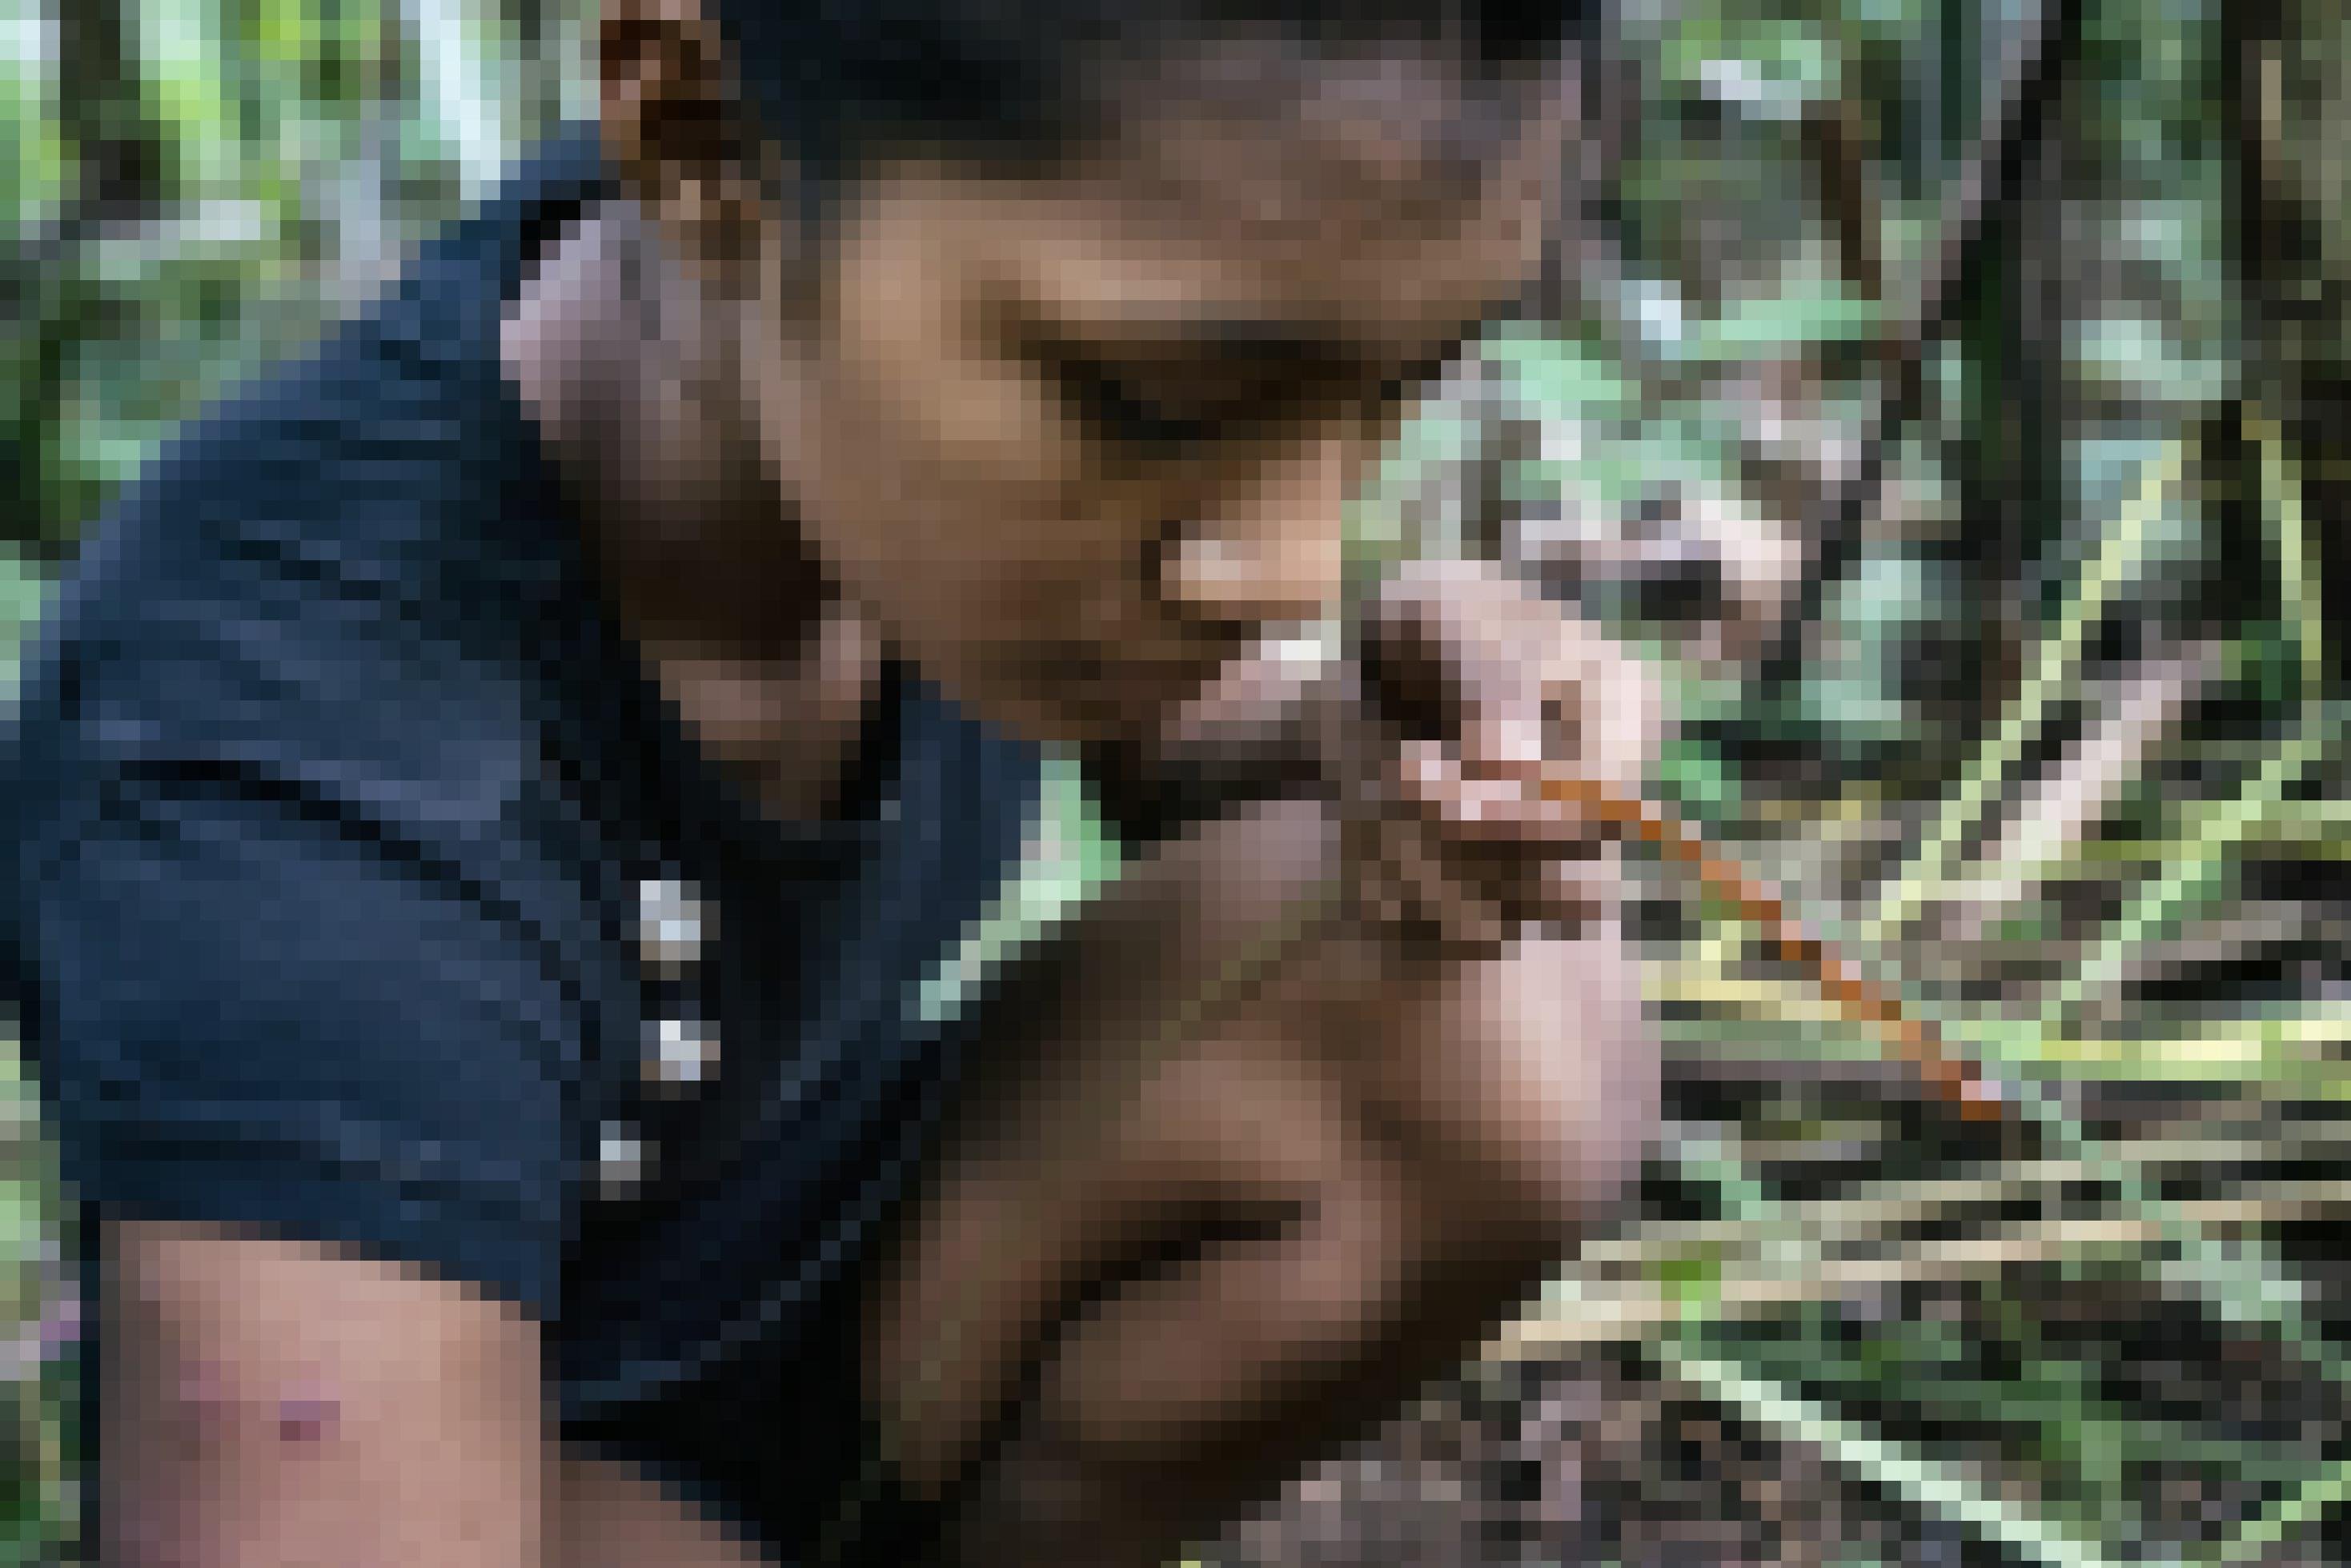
(97, 1218, 553, 1568)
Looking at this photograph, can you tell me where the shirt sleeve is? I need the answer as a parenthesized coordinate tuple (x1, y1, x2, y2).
(9, 362, 592, 1325)
(22, 761, 578, 1319)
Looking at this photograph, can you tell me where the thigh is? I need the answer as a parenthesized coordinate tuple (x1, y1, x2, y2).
(554, 1442, 773, 1568)
(552, 1430, 951, 1568)
(560, 1286, 957, 1568)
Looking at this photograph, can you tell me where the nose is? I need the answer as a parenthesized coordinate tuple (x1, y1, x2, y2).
(1151, 429, 1355, 632)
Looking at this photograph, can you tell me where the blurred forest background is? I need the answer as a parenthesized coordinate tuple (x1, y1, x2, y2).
(4, 0, 2349, 1564)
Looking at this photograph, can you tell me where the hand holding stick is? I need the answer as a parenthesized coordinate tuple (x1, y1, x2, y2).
(1161, 558, 2012, 1129)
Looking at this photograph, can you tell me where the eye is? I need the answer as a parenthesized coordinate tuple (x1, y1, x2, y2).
(1354, 348, 1461, 445)
(1043, 349, 1229, 455)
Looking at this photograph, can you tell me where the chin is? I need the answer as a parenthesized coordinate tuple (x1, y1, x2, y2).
(964, 676, 1135, 757)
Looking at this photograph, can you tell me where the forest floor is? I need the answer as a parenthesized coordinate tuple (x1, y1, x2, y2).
(1203, 1072, 2351, 1566)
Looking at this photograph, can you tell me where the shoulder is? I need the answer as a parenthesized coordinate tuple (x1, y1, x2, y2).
(42, 125, 615, 644)
(10, 129, 622, 828)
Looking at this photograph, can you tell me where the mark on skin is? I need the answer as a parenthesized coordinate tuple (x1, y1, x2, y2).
(275, 1386, 339, 1444)
(169, 1359, 339, 1444)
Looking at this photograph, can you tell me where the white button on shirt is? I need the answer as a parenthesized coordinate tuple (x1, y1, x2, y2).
(636, 876, 710, 973)
(645, 1016, 718, 1090)
(606, 876, 719, 1200)
(596, 1121, 648, 1195)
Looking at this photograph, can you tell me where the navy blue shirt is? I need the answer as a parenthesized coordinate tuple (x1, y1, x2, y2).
(6, 126, 1046, 1562)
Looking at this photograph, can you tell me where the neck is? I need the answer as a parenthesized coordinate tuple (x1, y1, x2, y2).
(505, 198, 879, 821)
(517, 202, 833, 649)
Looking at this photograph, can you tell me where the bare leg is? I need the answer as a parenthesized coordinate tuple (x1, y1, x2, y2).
(939, 1166, 1406, 1567)
(862, 800, 1606, 1568)
(552, 1446, 771, 1568)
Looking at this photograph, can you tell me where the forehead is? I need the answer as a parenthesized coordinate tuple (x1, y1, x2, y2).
(833, 43, 1571, 359)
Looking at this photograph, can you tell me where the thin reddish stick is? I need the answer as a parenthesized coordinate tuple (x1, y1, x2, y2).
(1543, 773, 2009, 1125)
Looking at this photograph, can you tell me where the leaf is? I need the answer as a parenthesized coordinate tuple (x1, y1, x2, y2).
(1481, 324, 1639, 417)
(1654, 734, 1744, 829)
(1861, 440, 2189, 946)
(1678, 286, 1890, 363)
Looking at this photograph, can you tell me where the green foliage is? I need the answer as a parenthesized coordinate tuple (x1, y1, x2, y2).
(5, 0, 592, 559)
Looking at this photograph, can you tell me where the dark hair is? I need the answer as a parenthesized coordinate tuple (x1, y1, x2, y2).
(708, 1, 1605, 220)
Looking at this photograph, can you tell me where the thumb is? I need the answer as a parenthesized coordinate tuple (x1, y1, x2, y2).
(1461, 685, 1551, 779)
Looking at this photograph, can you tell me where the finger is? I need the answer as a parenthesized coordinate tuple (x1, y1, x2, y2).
(1360, 559, 1559, 744)
(1531, 623, 1669, 796)
(1390, 742, 1598, 848)
(1390, 792, 1582, 950)
(1366, 558, 1671, 785)
(1460, 693, 1555, 779)
(1370, 770, 1613, 940)
(1442, 828, 1606, 929)
(1353, 807, 1518, 958)
(1535, 847, 1615, 931)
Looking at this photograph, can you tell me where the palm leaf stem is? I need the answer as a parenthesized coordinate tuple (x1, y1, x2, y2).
(1643, 418, 2344, 1499)
(1501, 1196, 2346, 1361)
(1655, 972, 2346, 1089)
(2045, 710, 2337, 1024)
(2202, 1456, 2351, 1567)
(1659, 1346, 2123, 1568)
(2252, 410, 2326, 698)
(1858, 438, 2186, 947)
(1574, 1177, 2351, 1265)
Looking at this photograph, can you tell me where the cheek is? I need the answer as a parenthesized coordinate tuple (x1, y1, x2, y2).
(792, 386, 1159, 690)
(793, 375, 1013, 600)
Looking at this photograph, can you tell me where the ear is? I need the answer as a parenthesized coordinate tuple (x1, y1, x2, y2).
(596, 0, 773, 297)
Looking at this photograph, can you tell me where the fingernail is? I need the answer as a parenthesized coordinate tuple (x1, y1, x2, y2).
(1488, 714, 1544, 766)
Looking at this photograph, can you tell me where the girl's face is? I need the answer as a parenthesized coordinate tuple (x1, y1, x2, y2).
(747, 44, 1580, 760)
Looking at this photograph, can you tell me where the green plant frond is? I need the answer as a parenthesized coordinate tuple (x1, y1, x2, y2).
(1952, 792, 2351, 879)
(1677, 283, 1889, 364)
(2251, 408, 2328, 700)
(2048, 710, 2340, 1025)
(2204, 1457, 2351, 1567)
(1580, 1185, 2351, 1290)
(1660, 1346, 2126, 1568)
(1655, 969, 2348, 1094)
(1860, 439, 2189, 948)
(2030, 410, 2337, 1027)
(913, 752, 1124, 1029)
